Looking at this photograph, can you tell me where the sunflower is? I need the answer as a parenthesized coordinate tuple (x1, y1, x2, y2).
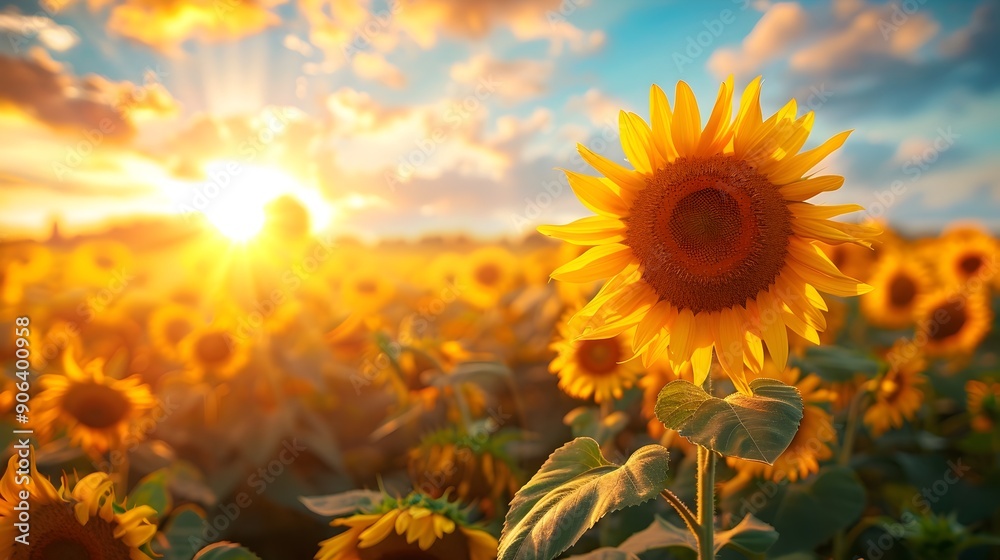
(0, 453, 157, 560)
(639, 358, 691, 439)
(966, 379, 1000, 433)
(34, 351, 156, 455)
(459, 246, 519, 309)
(863, 341, 926, 436)
(820, 238, 881, 284)
(67, 240, 133, 286)
(179, 319, 251, 382)
(726, 363, 836, 482)
(539, 77, 878, 393)
(341, 269, 396, 315)
(861, 250, 931, 329)
(550, 308, 644, 403)
(147, 302, 199, 361)
(1, 241, 53, 284)
(913, 289, 993, 357)
(315, 492, 497, 560)
(407, 427, 521, 517)
(936, 226, 998, 287)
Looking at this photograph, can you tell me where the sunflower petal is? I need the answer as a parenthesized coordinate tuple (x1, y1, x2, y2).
(550, 244, 633, 283)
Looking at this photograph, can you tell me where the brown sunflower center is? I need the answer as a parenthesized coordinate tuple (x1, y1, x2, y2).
(474, 263, 501, 286)
(195, 332, 233, 365)
(625, 155, 792, 313)
(575, 338, 622, 375)
(23, 503, 136, 560)
(959, 254, 983, 276)
(62, 383, 130, 429)
(94, 255, 114, 270)
(930, 300, 967, 341)
(887, 273, 917, 308)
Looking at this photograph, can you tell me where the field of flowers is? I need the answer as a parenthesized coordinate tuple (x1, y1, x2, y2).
(2, 210, 1000, 560)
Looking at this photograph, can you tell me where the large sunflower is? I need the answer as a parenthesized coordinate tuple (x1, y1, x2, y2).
(861, 249, 931, 329)
(539, 77, 878, 393)
(315, 493, 497, 560)
(0, 454, 157, 560)
(863, 341, 926, 436)
(35, 351, 156, 455)
(914, 289, 993, 357)
(549, 308, 644, 403)
(726, 363, 836, 482)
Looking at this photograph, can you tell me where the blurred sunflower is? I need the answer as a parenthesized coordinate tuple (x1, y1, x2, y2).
(936, 226, 998, 287)
(0, 261, 24, 305)
(180, 320, 250, 382)
(550, 309, 643, 403)
(147, 302, 198, 361)
(35, 351, 156, 455)
(315, 492, 497, 560)
(863, 341, 926, 436)
(68, 240, 133, 286)
(459, 246, 518, 309)
(966, 379, 1000, 432)
(0, 453, 157, 560)
(726, 364, 836, 482)
(862, 251, 931, 329)
(914, 289, 993, 357)
(539, 76, 878, 393)
(820, 239, 881, 284)
(408, 427, 521, 516)
(341, 269, 396, 315)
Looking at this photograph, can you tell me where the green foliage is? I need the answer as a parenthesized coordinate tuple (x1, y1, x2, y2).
(790, 345, 883, 382)
(299, 489, 385, 517)
(498, 437, 671, 560)
(614, 514, 777, 556)
(127, 468, 173, 521)
(193, 542, 263, 560)
(158, 505, 209, 560)
(655, 378, 804, 464)
(769, 466, 866, 555)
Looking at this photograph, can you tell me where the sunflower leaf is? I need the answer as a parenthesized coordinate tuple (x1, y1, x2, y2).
(126, 468, 173, 521)
(655, 378, 803, 464)
(193, 542, 263, 560)
(498, 437, 670, 560)
(790, 345, 884, 382)
(299, 489, 384, 517)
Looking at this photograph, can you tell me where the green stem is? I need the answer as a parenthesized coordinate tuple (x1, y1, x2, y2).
(838, 386, 869, 467)
(661, 489, 699, 536)
(697, 445, 717, 560)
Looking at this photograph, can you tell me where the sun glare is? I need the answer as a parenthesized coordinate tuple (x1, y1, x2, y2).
(198, 163, 330, 242)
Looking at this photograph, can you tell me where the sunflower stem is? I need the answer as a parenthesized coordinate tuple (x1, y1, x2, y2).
(696, 374, 716, 560)
(696, 445, 717, 559)
(661, 489, 699, 536)
(838, 385, 869, 467)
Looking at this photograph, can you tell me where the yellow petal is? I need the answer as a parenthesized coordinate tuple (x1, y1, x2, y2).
(562, 169, 631, 216)
(649, 84, 678, 162)
(779, 175, 844, 202)
(767, 130, 852, 185)
(538, 216, 626, 245)
(697, 75, 735, 154)
(550, 244, 634, 283)
(671, 81, 701, 157)
(578, 143, 647, 191)
(619, 110, 655, 173)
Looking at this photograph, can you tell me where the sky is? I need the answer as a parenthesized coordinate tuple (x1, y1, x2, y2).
(0, 0, 997, 241)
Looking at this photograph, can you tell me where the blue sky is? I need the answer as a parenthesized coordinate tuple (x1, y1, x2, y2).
(0, 0, 997, 240)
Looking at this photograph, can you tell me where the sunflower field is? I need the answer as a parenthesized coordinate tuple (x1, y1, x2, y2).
(3, 7, 1000, 559)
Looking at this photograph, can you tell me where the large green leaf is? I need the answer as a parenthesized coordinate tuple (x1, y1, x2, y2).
(655, 379, 803, 464)
(770, 466, 865, 555)
(790, 345, 883, 382)
(127, 468, 173, 521)
(193, 542, 262, 560)
(617, 513, 777, 556)
(158, 505, 208, 560)
(299, 489, 384, 517)
(498, 437, 670, 560)
(564, 549, 641, 560)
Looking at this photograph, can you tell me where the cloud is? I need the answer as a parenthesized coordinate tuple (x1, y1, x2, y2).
(708, 2, 808, 78)
(351, 50, 406, 88)
(566, 88, 623, 127)
(450, 54, 553, 103)
(0, 49, 177, 141)
(100, 0, 285, 53)
(0, 9, 80, 52)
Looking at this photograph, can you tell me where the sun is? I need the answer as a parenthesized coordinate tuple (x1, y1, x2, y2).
(199, 163, 331, 241)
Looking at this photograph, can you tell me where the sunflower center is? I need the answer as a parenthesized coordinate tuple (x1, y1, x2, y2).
(929, 300, 967, 341)
(94, 255, 114, 270)
(575, 338, 622, 375)
(626, 155, 792, 313)
(888, 274, 917, 308)
(62, 383, 130, 429)
(959, 254, 983, 276)
(195, 332, 232, 364)
(27, 503, 136, 560)
(474, 263, 501, 286)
